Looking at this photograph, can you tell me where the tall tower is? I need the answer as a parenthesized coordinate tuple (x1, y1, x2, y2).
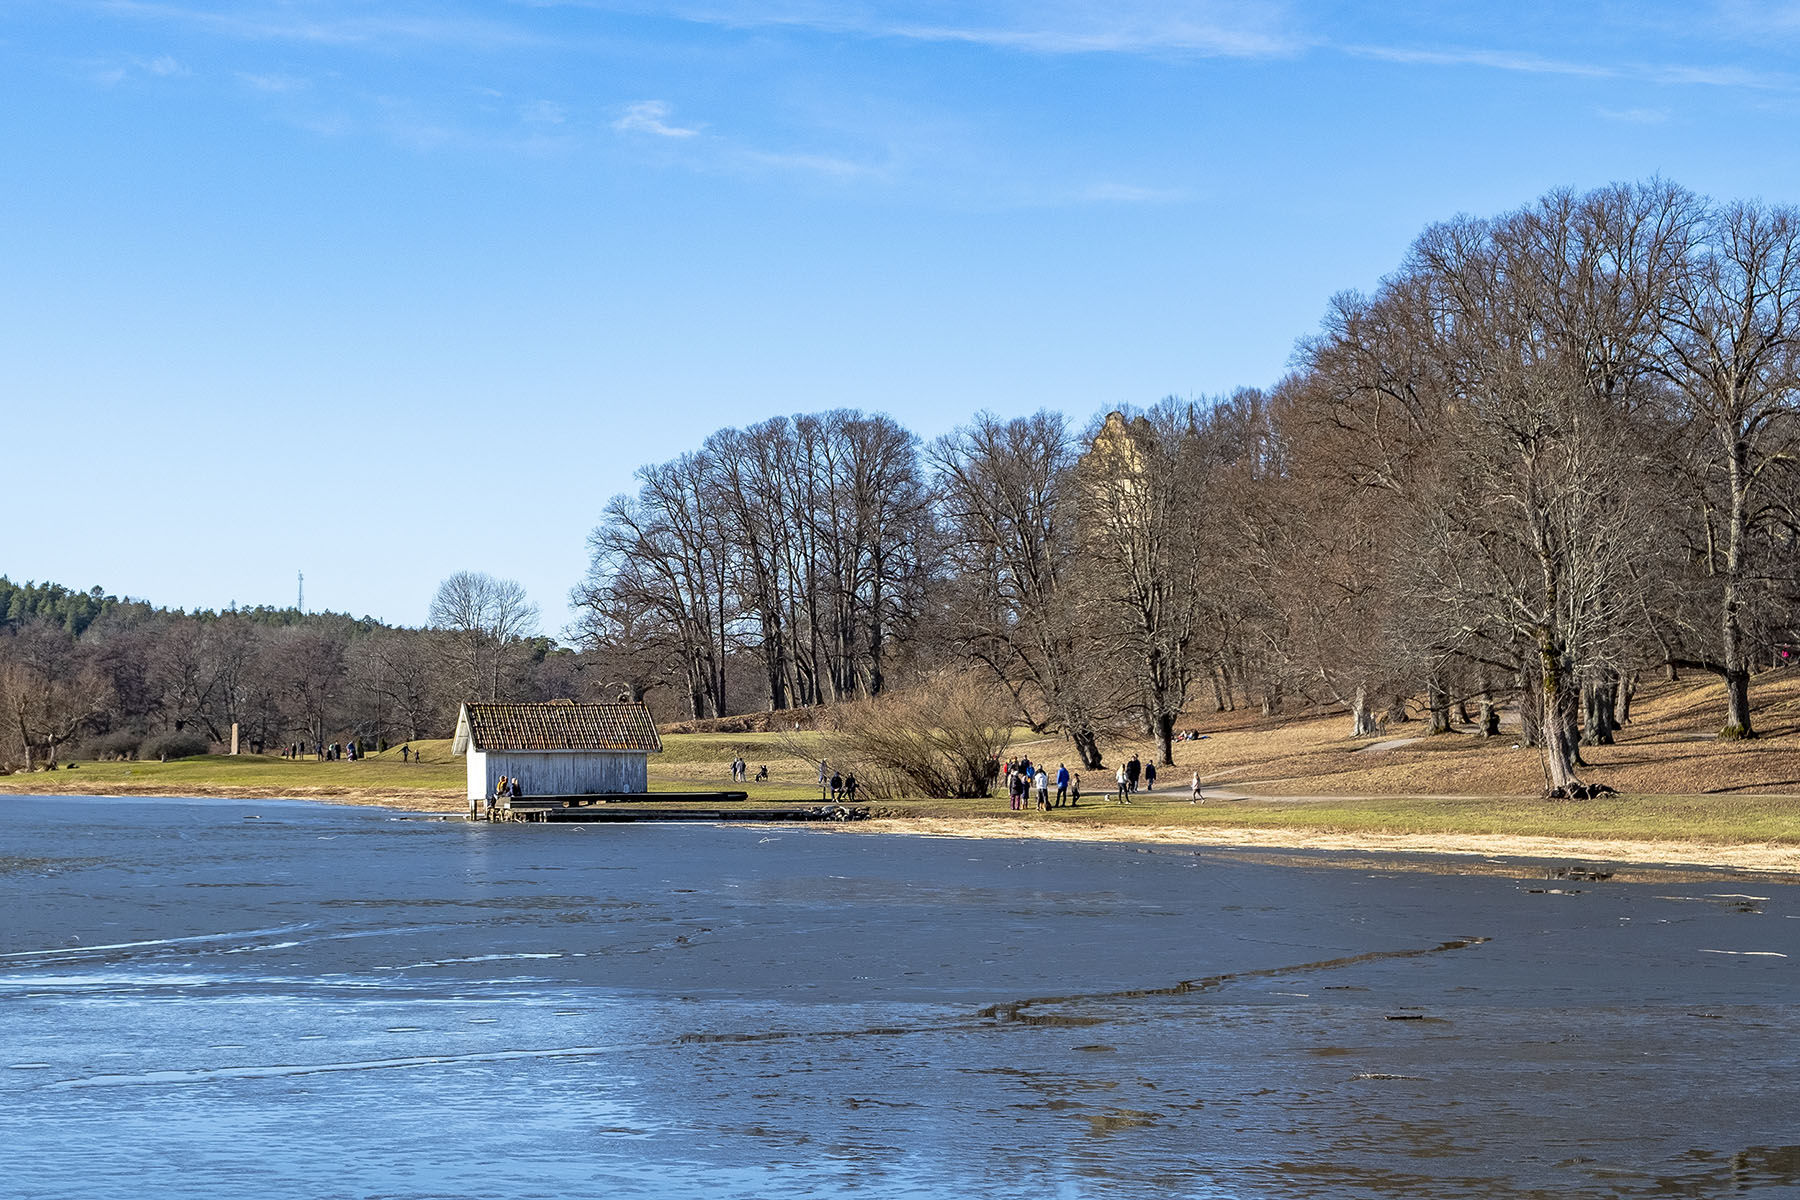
(298, 571, 305, 613)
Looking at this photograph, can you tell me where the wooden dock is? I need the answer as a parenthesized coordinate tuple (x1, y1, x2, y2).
(514, 804, 868, 823)
(476, 792, 868, 824)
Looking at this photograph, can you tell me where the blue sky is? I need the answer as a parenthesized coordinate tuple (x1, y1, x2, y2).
(6, 1, 1800, 634)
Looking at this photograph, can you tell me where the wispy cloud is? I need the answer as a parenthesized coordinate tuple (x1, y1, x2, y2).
(82, 0, 544, 50)
(235, 70, 309, 92)
(612, 99, 701, 137)
(84, 52, 189, 85)
(734, 146, 888, 178)
(1597, 105, 1671, 123)
(520, 99, 568, 125)
(1713, 0, 1800, 37)
(1344, 41, 1798, 91)
(1081, 181, 1191, 204)
(538, 0, 1304, 59)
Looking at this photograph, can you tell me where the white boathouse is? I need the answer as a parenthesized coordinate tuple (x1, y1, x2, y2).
(452, 700, 663, 810)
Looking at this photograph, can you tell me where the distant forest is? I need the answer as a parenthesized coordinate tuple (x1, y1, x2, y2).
(0, 575, 588, 770)
(8, 180, 1800, 795)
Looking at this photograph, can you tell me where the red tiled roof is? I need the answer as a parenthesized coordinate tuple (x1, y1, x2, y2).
(455, 701, 663, 754)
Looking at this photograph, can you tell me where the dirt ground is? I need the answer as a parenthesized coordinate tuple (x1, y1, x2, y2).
(1003, 671, 1800, 800)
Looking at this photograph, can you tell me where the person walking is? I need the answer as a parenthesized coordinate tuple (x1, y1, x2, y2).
(1034, 767, 1049, 810)
(1190, 772, 1204, 803)
(1144, 761, 1156, 793)
(1125, 754, 1141, 795)
(1069, 773, 1081, 807)
(1115, 765, 1131, 804)
(1054, 763, 1069, 807)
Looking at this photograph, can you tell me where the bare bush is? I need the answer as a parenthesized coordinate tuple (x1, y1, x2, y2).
(805, 670, 1013, 799)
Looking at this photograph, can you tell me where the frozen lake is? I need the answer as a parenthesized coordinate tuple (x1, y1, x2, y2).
(2, 794, 1797, 1198)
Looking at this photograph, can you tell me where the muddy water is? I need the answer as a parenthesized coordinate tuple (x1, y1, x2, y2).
(2, 794, 1796, 1199)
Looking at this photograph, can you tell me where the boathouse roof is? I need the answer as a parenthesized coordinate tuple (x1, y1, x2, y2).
(452, 700, 664, 755)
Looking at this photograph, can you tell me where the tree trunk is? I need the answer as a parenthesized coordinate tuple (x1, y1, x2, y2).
(1720, 441, 1756, 738)
(1723, 668, 1753, 739)
(1477, 680, 1500, 738)
(1349, 684, 1378, 738)
(1618, 672, 1636, 724)
(1580, 671, 1617, 746)
(1539, 640, 1587, 795)
(1517, 670, 1542, 748)
(1426, 673, 1452, 735)
(1070, 727, 1104, 770)
(1157, 712, 1175, 766)
(1210, 669, 1226, 713)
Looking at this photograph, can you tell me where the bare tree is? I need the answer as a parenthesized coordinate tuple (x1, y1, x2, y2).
(429, 570, 540, 702)
(1080, 399, 1246, 766)
(1401, 184, 1690, 794)
(268, 626, 348, 754)
(0, 622, 111, 769)
(587, 456, 736, 718)
(931, 410, 1113, 768)
(1652, 198, 1800, 736)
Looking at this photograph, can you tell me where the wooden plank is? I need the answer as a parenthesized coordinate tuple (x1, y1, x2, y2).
(523, 805, 868, 824)
(502, 791, 749, 811)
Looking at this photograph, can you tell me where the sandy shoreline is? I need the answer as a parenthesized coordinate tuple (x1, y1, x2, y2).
(6, 781, 1797, 875)
(844, 817, 1800, 876)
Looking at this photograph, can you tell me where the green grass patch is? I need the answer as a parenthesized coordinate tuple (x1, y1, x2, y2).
(1, 743, 464, 792)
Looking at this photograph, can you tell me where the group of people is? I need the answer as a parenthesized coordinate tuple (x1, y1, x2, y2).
(726, 757, 768, 783)
(824, 767, 859, 801)
(1112, 755, 1153, 802)
(488, 774, 522, 813)
(1001, 757, 1081, 810)
(1114, 756, 1209, 803)
(279, 741, 429, 763)
(994, 749, 1207, 810)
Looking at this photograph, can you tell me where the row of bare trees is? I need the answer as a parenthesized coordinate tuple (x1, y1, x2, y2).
(578, 180, 1800, 796)
(1271, 181, 1800, 794)
(575, 410, 934, 719)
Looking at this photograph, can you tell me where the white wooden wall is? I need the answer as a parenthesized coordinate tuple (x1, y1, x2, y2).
(466, 750, 648, 800)
(466, 749, 488, 808)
